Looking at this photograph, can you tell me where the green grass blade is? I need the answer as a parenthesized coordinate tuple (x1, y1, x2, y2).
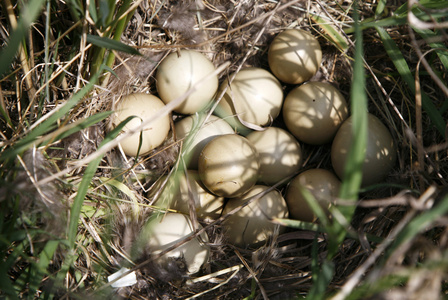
(0, 270, 18, 299)
(40, 111, 113, 146)
(307, 3, 368, 296)
(393, 1, 410, 16)
(88, 1, 98, 24)
(54, 247, 79, 290)
(357, 16, 407, 31)
(344, 274, 407, 300)
(103, 0, 136, 74)
(385, 194, 448, 259)
(395, 0, 448, 16)
(103, 0, 134, 37)
(413, 28, 448, 70)
(0, 239, 27, 298)
(376, 26, 446, 136)
(307, 242, 334, 300)
(302, 187, 331, 227)
(0, 102, 14, 128)
(68, 158, 99, 248)
(98, 0, 117, 28)
(310, 14, 348, 52)
(346, 0, 448, 33)
(86, 34, 140, 56)
(335, 0, 368, 241)
(67, 114, 132, 248)
(27, 240, 60, 297)
(374, 0, 387, 17)
(0, 72, 100, 162)
(64, 0, 84, 21)
(0, 0, 45, 77)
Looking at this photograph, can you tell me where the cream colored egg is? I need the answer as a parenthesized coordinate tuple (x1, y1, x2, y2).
(283, 82, 349, 145)
(198, 134, 260, 198)
(222, 185, 288, 247)
(148, 171, 224, 221)
(268, 29, 322, 84)
(247, 127, 303, 185)
(331, 113, 397, 187)
(175, 114, 235, 169)
(214, 68, 283, 132)
(171, 170, 225, 221)
(113, 93, 170, 157)
(285, 169, 341, 222)
(156, 50, 218, 114)
(146, 213, 209, 274)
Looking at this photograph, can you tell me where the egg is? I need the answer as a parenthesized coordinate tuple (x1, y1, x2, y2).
(171, 170, 225, 221)
(268, 29, 322, 84)
(222, 185, 289, 247)
(214, 67, 283, 132)
(198, 134, 260, 198)
(331, 113, 397, 187)
(112, 93, 170, 157)
(156, 50, 218, 114)
(246, 127, 303, 185)
(285, 169, 341, 222)
(175, 114, 235, 169)
(283, 82, 349, 145)
(146, 213, 210, 274)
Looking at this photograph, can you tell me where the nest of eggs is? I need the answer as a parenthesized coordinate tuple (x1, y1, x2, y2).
(10, 0, 447, 299)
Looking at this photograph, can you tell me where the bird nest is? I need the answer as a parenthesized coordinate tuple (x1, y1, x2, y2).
(1, 0, 447, 299)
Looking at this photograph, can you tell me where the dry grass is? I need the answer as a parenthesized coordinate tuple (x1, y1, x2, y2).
(1, 0, 448, 299)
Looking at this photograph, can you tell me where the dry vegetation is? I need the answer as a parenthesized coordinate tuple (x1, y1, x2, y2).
(1, 0, 448, 299)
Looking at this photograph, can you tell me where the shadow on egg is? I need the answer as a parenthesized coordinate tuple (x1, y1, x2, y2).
(268, 29, 322, 85)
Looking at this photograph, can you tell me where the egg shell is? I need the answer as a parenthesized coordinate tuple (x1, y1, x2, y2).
(285, 169, 341, 222)
(172, 170, 225, 221)
(331, 113, 397, 187)
(146, 213, 209, 274)
(198, 134, 260, 198)
(283, 82, 349, 145)
(268, 29, 322, 84)
(222, 185, 288, 247)
(175, 115, 235, 169)
(148, 171, 224, 221)
(113, 93, 170, 157)
(214, 68, 283, 132)
(246, 127, 303, 185)
(156, 50, 218, 114)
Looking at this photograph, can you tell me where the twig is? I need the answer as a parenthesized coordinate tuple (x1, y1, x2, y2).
(185, 264, 244, 300)
(136, 0, 303, 50)
(234, 248, 269, 300)
(3, 0, 37, 101)
(331, 185, 438, 300)
(18, 43, 93, 132)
